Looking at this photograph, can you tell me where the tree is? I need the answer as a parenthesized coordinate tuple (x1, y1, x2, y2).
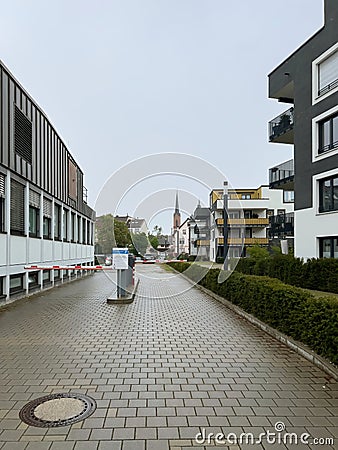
(96, 214, 131, 253)
(130, 232, 148, 256)
(148, 235, 159, 251)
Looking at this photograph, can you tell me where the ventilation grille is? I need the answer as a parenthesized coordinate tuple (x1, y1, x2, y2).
(14, 105, 32, 164)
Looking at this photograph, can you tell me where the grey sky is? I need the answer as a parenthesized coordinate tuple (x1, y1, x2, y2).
(0, 0, 322, 220)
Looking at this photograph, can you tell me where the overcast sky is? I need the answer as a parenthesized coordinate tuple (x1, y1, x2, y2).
(0, 0, 323, 229)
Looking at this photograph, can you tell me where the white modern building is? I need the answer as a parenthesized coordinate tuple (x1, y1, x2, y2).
(268, 0, 338, 259)
(209, 186, 294, 261)
(0, 60, 95, 304)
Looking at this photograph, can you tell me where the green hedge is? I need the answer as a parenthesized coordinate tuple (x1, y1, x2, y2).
(235, 254, 338, 294)
(168, 262, 338, 365)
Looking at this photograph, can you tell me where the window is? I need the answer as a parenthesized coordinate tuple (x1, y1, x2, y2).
(319, 175, 338, 213)
(283, 191, 294, 203)
(10, 274, 24, 294)
(63, 209, 68, 241)
(71, 212, 76, 242)
(267, 209, 274, 217)
(43, 271, 51, 283)
(318, 50, 338, 97)
(28, 271, 39, 290)
(319, 237, 338, 258)
(0, 276, 4, 297)
(87, 220, 90, 245)
(29, 190, 40, 238)
(277, 209, 286, 216)
(82, 218, 86, 244)
(77, 216, 81, 243)
(0, 174, 5, 232)
(29, 206, 39, 237)
(43, 198, 52, 239)
(318, 113, 338, 154)
(10, 179, 25, 235)
(54, 204, 61, 240)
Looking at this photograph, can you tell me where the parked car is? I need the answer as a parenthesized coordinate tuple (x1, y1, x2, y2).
(135, 257, 143, 263)
(143, 254, 156, 264)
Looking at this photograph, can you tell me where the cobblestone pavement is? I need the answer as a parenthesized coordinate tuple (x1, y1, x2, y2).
(0, 265, 337, 450)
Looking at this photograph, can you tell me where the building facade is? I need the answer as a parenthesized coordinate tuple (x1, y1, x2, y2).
(209, 186, 294, 261)
(188, 203, 210, 260)
(0, 60, 95, 303)
(268, 0, 338, 259)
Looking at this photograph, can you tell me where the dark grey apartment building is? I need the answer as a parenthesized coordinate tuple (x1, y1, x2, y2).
(268, 0, 338, 259)
(0, 60, 95, 303)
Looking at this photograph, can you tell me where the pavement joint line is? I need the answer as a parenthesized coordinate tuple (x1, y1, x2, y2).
(168, 265, 338, 381)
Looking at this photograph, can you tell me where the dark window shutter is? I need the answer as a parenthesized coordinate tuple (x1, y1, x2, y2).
(10, 179, 25, 234)
(14, 105, 32, 164)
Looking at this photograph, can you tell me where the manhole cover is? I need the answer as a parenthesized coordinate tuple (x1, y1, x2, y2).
(19, 393, 96, 427)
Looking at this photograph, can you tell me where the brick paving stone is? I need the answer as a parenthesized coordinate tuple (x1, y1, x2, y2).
(0, 266, 337, 450)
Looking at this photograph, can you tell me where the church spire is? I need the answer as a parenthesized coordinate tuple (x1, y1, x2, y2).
(175, 191, 180, 213)
(173, 191, 181, 229)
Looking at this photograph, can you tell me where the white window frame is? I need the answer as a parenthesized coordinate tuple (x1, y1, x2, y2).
(312, 104, 338, 162)
(313, 167, 338, 216)
(312, 42, 338, 105)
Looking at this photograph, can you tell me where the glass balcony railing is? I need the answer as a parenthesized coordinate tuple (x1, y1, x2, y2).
(269, 107, 294, 143)
(269, 159, 294, 190)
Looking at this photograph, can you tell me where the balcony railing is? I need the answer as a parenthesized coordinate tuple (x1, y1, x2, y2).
(216, 218, 269, 226)
(83, 186, 88, 203)
(217, 237, 269, 245)
(269, 159, 294, 190)
(269, 107, 294, 143)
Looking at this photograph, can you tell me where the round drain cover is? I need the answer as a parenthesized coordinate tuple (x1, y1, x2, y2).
(19, 393, 96, 427)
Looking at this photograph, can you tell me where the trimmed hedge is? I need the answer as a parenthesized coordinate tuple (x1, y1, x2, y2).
(168, 262, 338, 365)
(235, 254, 338, 294)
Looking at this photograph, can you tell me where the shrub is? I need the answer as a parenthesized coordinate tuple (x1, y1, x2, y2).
(167, 262, 338, 365)
(236, 253, 338, 294)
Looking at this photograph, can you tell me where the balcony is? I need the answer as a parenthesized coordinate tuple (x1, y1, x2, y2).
(269, 159, 294, 190)
(269, 107, 294, 144)
(217, 237, 269, 245)
(196, 239, 210, 246)
(216, 218, 269, 226)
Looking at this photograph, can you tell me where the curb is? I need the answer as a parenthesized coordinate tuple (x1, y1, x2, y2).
(107, 278, 140, 305)
(169, 267, 338, 381)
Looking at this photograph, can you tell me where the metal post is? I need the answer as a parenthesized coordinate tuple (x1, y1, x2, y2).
(223, 181, 229, 271)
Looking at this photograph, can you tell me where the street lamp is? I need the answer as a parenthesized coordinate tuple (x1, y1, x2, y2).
(223, 180, 229, 271)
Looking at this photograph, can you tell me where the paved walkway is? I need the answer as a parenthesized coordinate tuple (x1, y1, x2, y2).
(0, 265, 337, 450)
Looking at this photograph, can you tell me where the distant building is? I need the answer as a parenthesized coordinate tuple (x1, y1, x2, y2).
(268, 0, 338, 259)
(209, 186, 293, 261)
(176, 218, 189, 255)
(128, 218, 147, 235)
(0, 60, 95, 303)
(188, 202, 210, 260)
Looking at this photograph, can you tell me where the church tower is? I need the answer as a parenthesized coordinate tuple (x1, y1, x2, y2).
(173, 191, 181, 230)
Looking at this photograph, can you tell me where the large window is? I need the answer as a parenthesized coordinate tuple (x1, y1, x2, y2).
(77, 216, 81, 243)
(54, 204, 61, 240)
(283, 191, 294, 203)
(318, 50, 338, 97)
(29, 190, 40, 238)
(319, 175, 338, 213)
(319, 237, 338, 259)
(10, 274, 24, 294)
(0, 174, 5, 232)
(71, 212, 76, 242)
(63, 209, 68, 242)
(10, 179, 25, 235)
(318, 113, 338, 154)
(43, 198, 52, 239)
